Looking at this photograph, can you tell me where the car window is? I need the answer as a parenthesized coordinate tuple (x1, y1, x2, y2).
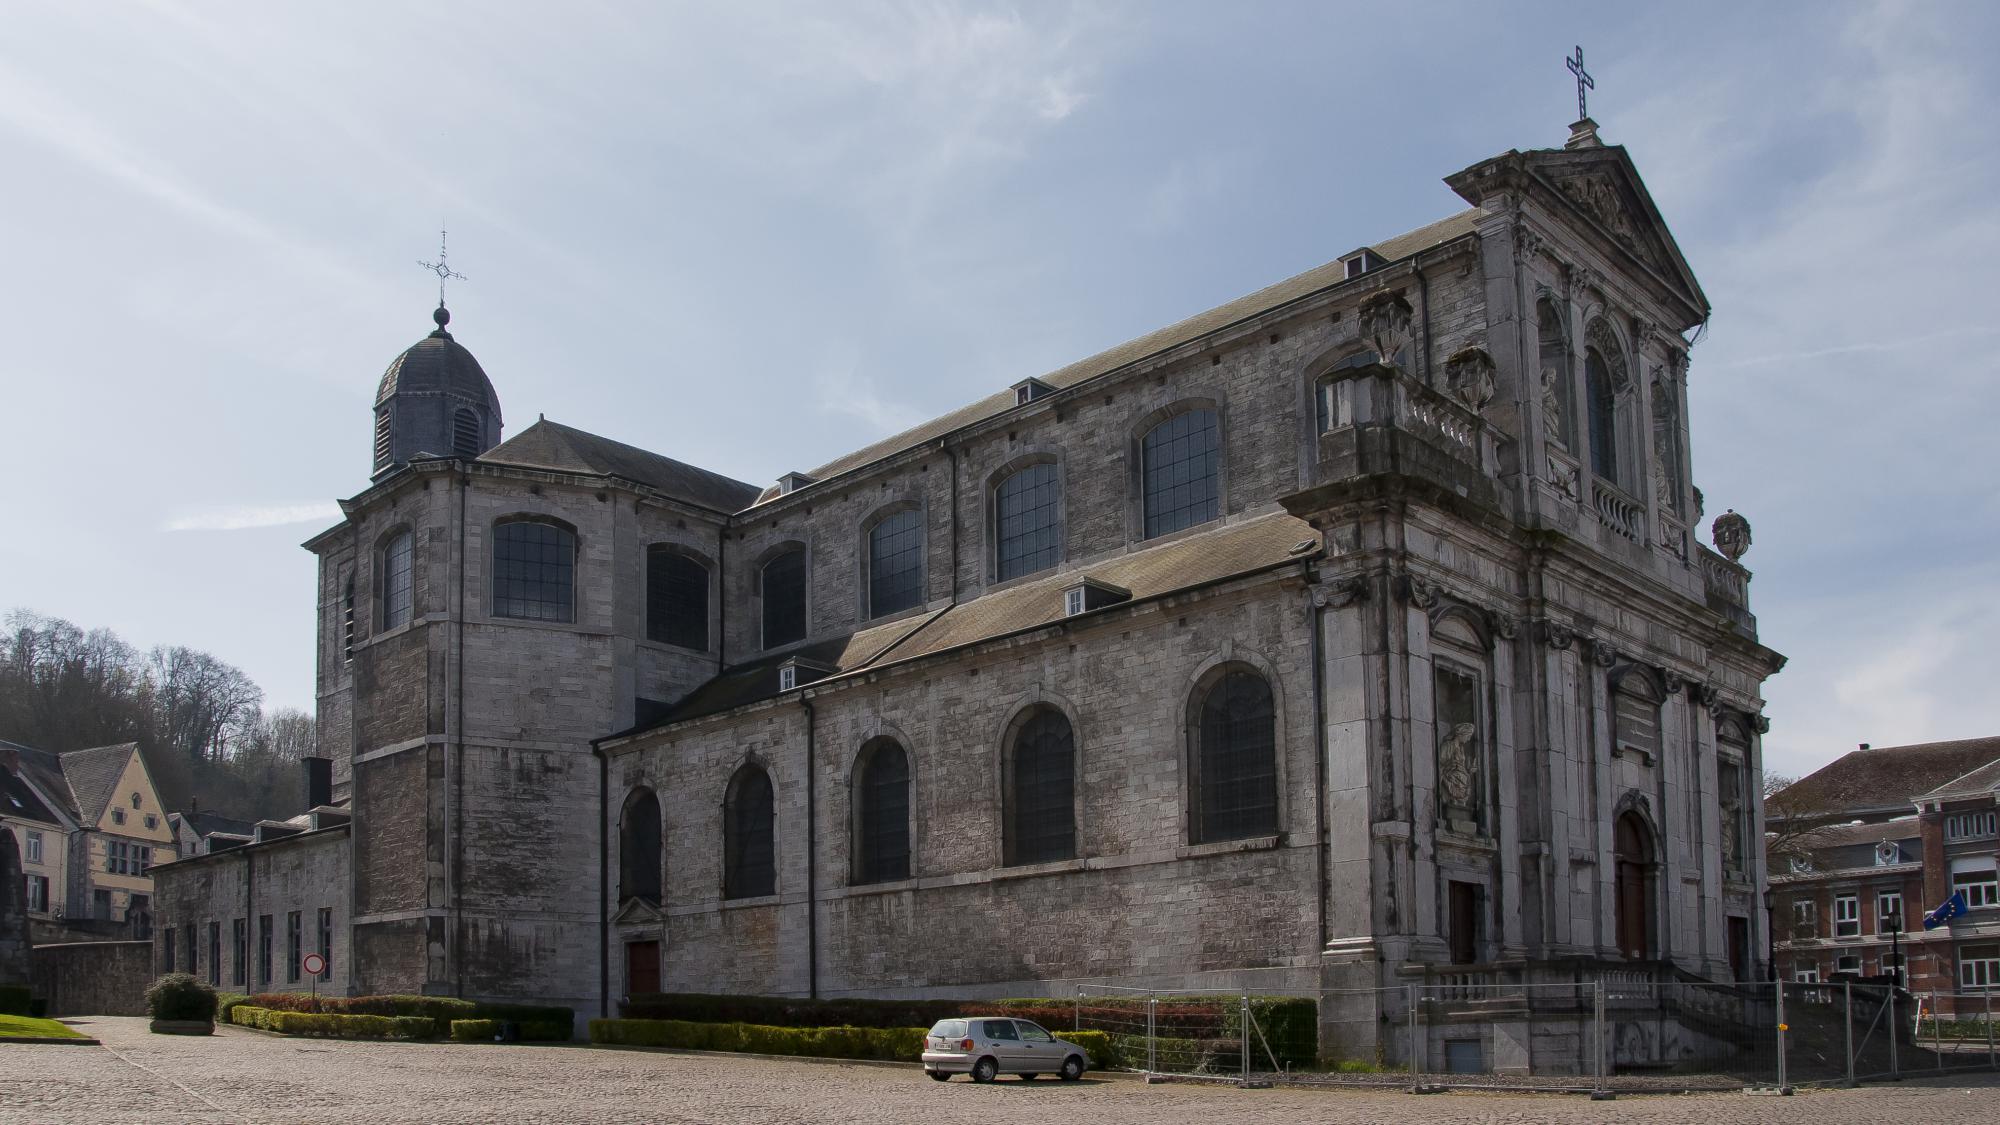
(1017, 1021, 1054, 1043)
(929, 1020, 967, 1038)
(982, 1020, 1020, 1041)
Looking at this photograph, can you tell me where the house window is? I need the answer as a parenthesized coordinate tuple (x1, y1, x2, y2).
(258, 915, 273, 987)
(144, 814, 158, 830)
(1791, 898, 1817, 938)
(317, 908, 333, 982)
(162, 928, 176, 973)
(1878, 892, 1904, 933)
(130, 894, 150, 938)
(208, 921, 222, 986)
(25, 831, 41, 863)
(1191, 669, 1278, 844)
(866, 509, 924, 618)
(1833, 894, 1860, 938)
(1962, 945, 2000, 990)
(645, 547, 709, 651)
(619, 789, 663, 904)
(1141, 408, 1221, 539)
(1945, 811, 1999, 841)
(381, 530, 414, 630)
(1585, 346, 1617, 481)
(232, 919, 247, 986)
(492, 519, 576, 622)
(760, 548, 807, 648)
(184, 923, 196, 974)
(723, 764, 776, 899)
(1835, 954, 1860, 974)
(25, 875, 48, 913)
(136, 846, 151, 875)
(452, 407, 481, 457)
(854, 739, 911, 885)
(287, 911, 302, 982)
(111, 808, 125, 827)
(1951, 863, 1999, 908)
(993, 461, 1060, 581)
(1611, 671, 1662, 760)
(107, 840, 125, 873)
(1794, 967, 1820, 984)
(1006, 708, 1076, 866)
(93, 889, 112, 920)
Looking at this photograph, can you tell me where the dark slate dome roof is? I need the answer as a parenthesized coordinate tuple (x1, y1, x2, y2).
(374, 306, 502, 423)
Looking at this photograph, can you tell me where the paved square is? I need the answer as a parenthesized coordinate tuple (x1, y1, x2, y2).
(6, 1018, 2000, 1124)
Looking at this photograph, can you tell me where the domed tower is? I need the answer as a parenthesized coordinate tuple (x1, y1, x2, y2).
(371, 305, 503, 479)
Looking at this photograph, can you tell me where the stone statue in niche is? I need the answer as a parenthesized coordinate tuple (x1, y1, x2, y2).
(1650, 375, 1681, 514)
(1438, 723, 1478, 814)
(1711, 509, 1752, 561)
(1433, 665, 1482, 834)
(1540, 366, 1565, 439)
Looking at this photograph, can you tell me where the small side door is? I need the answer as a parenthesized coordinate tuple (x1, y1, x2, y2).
(1014, 1020, 1061, 1073)
(979, 1019, 1023, 1072)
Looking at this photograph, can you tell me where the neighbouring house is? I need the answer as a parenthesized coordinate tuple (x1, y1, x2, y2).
(0, 739, 171, 942)
(1768, 736, 2000, 1015)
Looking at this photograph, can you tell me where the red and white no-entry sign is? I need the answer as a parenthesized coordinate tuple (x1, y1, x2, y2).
(302, 953, 327, 976)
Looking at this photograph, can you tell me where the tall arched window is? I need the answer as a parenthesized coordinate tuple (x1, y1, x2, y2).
(492, 519, 576, 622)
(1142, 408, 1220, 539)
(854, 739, 910, 884)
(760, 547, 806, 649)
(993, 461, 1060, 581)
(380, 531, 413, 631)
(1536, 298, 1573, 449)
(867, 509, 924, 617)
(1006, 708, 1076, 866)
(1585, 348, 1618, 482)
(724, 765, 776, 899)
(452, 408, 481, 458)
(619, 789, 662, 903)
(1191, 669, 1277, 844)
(646, 547, 709, 651)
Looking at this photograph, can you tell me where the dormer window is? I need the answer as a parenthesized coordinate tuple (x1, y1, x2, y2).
(777, 657, 833, 693)
(1341, 249, 1386, 280)
(1012, 377, 1054, 406)
(1061, 577, 1130, 618)
(1876, 841, 1901, 866)
(777, 472, 816, 495)
(778, 665, 796, 692)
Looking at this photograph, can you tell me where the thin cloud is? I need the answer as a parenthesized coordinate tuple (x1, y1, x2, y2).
(165, 503, 343, 533)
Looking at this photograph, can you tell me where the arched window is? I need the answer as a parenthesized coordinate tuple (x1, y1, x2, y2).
(854, 739, 910, 884)
(1142, 408, 1220, 539)
(619, 789, 662, 903)
(1006, 709, 1075, 866)
(723, 765, 776, 899)
(1585, 347, 1618, 482)
(866, 509, 924, 618)
(452, 408, 481, 458)
(646, 547, 709, 651)
(760, 547, 807, 648)
(1191, 669, 1277, 844)
(993, 461, 1059, 581)
(1536, 298, 1573, 449)
(492, 519, 576, 622)
(380, 531, 413, 631)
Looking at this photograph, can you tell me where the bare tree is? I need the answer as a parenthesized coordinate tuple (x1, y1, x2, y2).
(149, 646, 263, 764)
(0, 610, 153, 750)
(1763, 772, 1843, 863)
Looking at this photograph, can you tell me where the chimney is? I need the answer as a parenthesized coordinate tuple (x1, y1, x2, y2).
(190, 795, 199, 814)
(304, 757, 333, 810)
(1859, 743, 1871, 751)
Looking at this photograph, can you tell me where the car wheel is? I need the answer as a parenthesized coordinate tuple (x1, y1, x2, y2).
(1059, 1055, 1084, 1081)
(926, 1071, 952, 1082)
(971, 1057, 999, 1083)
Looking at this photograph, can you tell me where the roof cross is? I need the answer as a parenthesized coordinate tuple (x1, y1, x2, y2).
(1566, 45, 1595, 121)
(417, 226, 466, 308)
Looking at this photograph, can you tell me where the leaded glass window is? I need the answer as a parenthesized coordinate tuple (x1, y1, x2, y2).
(452, 408, 481, 457)
(761, 548, 806, 648)
(620, 789, 662, 903)
(646, 547, 709, 650)
(724, 766, 775, 899)
(1007, 709, 1075, 865)
(1586, 349, 1617, 481)
(855, 739, 910, 884)
(381, 531, 413, 630)
(492, 520, 575, 622)
(1142, 409, 1220, 539)
(1193, 670, 1277, 844)
(868, 510, 923, 617)
(994, 462, 1060, 581)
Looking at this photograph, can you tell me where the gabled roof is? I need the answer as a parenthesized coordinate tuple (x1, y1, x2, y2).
(787, 209, 1483, 491)
(0, 754, 62, 827)
(55, 743, 141, 826)
(479, 419, 763, 514)
(172, 810, 257, 840)
(1923, 755, 2000, 800)
(1775, 737, 2000, 819)
(2, 739, 78, 821)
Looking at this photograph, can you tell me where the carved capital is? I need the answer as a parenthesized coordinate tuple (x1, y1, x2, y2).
(1515, 222, 1547, 263)
(1659, 670, 1685, 695)
(1630, 317, 1655, 349)
(1698, 683, 1727, 720)
(1751, 714, 1771, 735)
(1487, 611, 1519, 641)
(1590, 639, 1617, 667)
(1395, 573, 1440, 609)
(1540, 620, 1575, 650)
(1572, 266, 1603, 299)
(1312, 575, 1371, 610)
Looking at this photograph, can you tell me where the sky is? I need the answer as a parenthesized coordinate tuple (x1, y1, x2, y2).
(1, 1, 1994, 781)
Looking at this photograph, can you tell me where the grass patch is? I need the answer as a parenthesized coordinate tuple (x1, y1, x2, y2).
(0, 1014, 87, 1040)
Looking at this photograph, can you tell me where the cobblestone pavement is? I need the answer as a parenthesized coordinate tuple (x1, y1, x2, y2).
(6, 1017, 2000, 1125)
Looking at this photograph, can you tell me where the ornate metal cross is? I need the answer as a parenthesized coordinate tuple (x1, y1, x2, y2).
(417, 226, 466, 306)
(1566, 45, 1595, 120)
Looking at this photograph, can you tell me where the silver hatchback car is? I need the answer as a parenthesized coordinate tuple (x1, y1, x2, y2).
(922, 1017, 1091, 1082)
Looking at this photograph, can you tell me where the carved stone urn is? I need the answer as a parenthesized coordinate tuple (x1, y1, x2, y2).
(1357, 291, 1413, 368)
(1711, 509, 1751, 561)
(1444, 346, 1497, 410)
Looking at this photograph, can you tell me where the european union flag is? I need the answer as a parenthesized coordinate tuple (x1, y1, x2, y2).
(1922, 890, 1968, 930)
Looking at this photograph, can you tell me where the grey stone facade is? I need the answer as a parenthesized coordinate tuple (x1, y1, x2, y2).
(150, 824, 349, 995)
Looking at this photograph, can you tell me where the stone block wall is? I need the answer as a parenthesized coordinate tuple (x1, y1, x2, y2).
(150, 827, 350, 996)
(29, 941, 151, 1016)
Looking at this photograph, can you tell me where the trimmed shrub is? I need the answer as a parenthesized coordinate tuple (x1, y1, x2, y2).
(451, 1019, 501, 1043)
(519, 1019, 572, 1042)
(1063, 1029, 1119, 1070)
(448, 1018, 571, 1044)
(215, 993, 251, 1022)
(230, 1005, 434, 1040)
(0, 985, 33, 1017)
(590, 1018, 923, 1061)
(222, 993, 574, 1039)
(145, 974, 218, 1023)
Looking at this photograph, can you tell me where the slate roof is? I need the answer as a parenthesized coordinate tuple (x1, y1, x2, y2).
(2, 740, 78, 821)
(480, 419, 763, 514)
(1774, 737, 2000, 819)
(375, 318, 503, 422)
(1923, 755, 2000, 799)
(174, 810, 257, 839)
(781, 209, 1483, 494)
(646, 511, 1318, 730)
(0, 754, 62, 826)
(54, 743, 140, 826)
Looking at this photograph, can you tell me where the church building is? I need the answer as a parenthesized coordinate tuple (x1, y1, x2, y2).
(154, 115, 1782, 1062)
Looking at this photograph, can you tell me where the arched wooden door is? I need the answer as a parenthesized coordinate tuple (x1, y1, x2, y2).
(1614, 812, 1653, 960)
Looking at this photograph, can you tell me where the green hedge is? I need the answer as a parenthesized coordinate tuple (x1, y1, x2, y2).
(229, 993, 573, 1038)
(0, 985, 32, 1018)
(591, 1018, 925, 1061)
(1061, 1029, 1117, 1070)
(230, 1005, 434, 1040)
(215, 993, 251, 1022)
(449, 1018, 573, 1044)
(145, 974, 218, 1022)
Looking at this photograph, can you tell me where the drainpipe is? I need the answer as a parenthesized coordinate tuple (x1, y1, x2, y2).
(453, 467, 468, 997)
(716, 522, 728, 672)
(940, 439, 960, 602)
(801, 695, 819, 999)
(592, 741, 609, 1019)
(1310, 580, 1329, 951)
(1415, 260, 1434, 385)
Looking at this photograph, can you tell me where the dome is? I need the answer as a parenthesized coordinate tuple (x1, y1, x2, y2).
(373, 307, 502, 424)
(370, 305, 504, 478)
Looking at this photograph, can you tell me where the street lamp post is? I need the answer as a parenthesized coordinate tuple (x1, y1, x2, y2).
(1763, 887, 1778, 982)
(1884, 910, 1903, 1081)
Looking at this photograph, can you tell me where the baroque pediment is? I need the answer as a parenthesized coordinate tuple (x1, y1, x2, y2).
(612, 897, 664, 926)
